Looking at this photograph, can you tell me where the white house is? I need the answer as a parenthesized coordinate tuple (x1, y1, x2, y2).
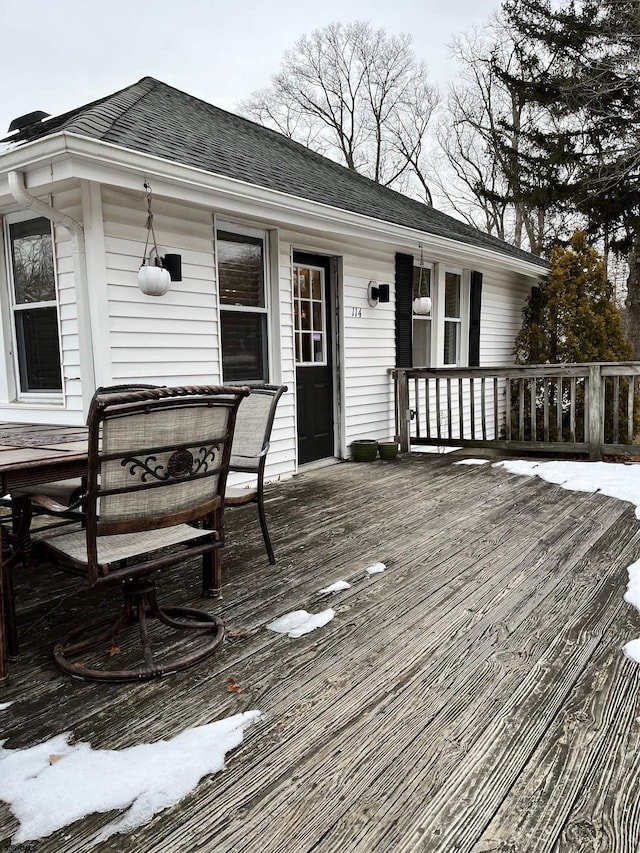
(0, 77, 548, 479)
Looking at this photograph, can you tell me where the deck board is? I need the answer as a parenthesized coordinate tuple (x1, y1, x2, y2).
(2, 453, 640, 852)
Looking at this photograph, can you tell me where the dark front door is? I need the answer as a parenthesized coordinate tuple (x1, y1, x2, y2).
(293, 252, 334, 464)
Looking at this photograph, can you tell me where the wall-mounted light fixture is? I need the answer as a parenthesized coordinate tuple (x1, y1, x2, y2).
(367, 281, 390, 307)
(137, 181, 182, 296)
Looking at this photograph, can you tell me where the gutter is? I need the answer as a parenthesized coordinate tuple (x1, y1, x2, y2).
(7, 170, 96, 413)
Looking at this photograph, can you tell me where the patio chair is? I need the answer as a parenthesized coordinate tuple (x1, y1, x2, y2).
(203, 385, 286, 593)
(31, 384, 249, 682)
(9, 384, 161, 562)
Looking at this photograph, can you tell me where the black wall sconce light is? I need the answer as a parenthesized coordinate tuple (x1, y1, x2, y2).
(162, 253, 182, 282)
(367, 281, 390, 307)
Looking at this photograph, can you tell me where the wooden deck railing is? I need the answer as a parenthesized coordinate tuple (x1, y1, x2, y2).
(391, 363, 640, 460)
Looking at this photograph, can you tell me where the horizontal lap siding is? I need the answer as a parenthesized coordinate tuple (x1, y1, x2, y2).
(480, 270, 532, 366)
(101, 188, 220, 386)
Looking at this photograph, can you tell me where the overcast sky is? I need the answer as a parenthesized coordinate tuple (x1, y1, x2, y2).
(1, 0, 499, 137)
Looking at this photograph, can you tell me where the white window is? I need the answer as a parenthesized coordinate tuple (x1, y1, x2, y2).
(412, 262, 433, 366)
(5, 215, 62, 394)
(444, 271, 462, 365)
(217, 226, 269, 382)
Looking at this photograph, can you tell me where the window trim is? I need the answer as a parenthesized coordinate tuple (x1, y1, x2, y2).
(443, 269, 462, 366)
(3, 210, 64, 401)
(215, 220, 271, 383)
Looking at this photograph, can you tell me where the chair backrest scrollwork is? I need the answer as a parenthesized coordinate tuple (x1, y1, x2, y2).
(84, 386, 250, 564)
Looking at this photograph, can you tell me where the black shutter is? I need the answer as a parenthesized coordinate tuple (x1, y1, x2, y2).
(395, 252, 414, 367)
(469, 271, 483, 367)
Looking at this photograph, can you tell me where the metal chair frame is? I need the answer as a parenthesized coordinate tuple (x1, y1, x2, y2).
(33, 384, 249, 682)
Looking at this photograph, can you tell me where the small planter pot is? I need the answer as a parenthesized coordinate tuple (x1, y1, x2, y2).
(350, 439, 379, 462)
(378, 441, 399, 461)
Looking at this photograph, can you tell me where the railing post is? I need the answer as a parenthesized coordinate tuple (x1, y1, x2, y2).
(395, 369, 411, 453)
(588, 364, 603, 460)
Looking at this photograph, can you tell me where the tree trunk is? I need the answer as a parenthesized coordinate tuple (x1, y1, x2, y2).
(625, 229, 640, 358)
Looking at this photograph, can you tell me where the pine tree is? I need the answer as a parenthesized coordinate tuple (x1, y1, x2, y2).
(513, 230, 634, 442)
(514, 230, 632, 364)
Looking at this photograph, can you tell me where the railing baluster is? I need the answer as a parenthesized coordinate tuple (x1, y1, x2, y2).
(543, 377, 550, 443)
(519, 378, 525, 441)
(459, 377, 464, 440)
(570, 377, 577, 443)
(425, 377, 431, 441)
(435, 377, 442, 442)
(481, 377, 487, 440)
(629, 377, 635, 444)
(470, 378, 475, 439)
(506, 377, 512, 441)
(612, 375, 620, 444)
(530, 377, 536, 442)
(414, 377, 421, 440)
(493, 377, 499, 440)
(447, 378, 452, 439)
(556, 376, 563, 442)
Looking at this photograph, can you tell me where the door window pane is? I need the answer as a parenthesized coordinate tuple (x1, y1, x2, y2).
(294, 265, 326, 365)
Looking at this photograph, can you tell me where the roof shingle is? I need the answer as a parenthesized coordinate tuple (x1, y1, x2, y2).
(3, 77, 547, 269)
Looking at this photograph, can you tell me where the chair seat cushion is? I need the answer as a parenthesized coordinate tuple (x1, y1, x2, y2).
(34, 523, 213, 566)
(225, 485, 257, 506)
(13, 478, 83, 504)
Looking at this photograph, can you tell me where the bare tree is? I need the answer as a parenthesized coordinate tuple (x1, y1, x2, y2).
(432, 20, 577, 255)
(239, 21, 438, 204)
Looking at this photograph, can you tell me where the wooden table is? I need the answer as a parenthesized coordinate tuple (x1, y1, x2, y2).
(0, 423, 88, 685)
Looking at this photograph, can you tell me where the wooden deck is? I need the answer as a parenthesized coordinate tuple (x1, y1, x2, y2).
(2, 451, 640, 852)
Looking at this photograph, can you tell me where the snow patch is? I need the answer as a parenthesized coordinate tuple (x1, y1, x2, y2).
(365, 562, 386, 575)
(0, 712, 260, 845)
(267, 609, 335, 638)
(496, 460, 640, 509)
(454, 458, 491, 466)
(319, 580, 351, 594)
(0, 702, 12, 711)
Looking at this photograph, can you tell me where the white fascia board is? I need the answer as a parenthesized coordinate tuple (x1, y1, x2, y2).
(0, 131, 549, 279)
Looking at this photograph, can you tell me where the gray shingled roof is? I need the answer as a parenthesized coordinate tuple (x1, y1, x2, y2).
(4, 77, 547, 269)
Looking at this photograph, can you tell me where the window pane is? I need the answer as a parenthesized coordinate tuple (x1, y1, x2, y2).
(444, 321, 459, 365)
(10, 218, 56, 304)
(445, 272, 461, 318)
(217, 231, 264, 307)
(15, 307, 62, 391)
(221, 312, 268, 382)
(412, 266, 431, 299)
(412, 319, 431, 366)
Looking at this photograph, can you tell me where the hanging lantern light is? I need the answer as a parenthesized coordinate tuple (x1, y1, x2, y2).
(413, 243, 431, 315)
(137, 180, 171, 297)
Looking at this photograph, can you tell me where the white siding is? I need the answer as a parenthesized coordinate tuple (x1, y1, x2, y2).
(101, 187, 220, 386)
(480, 269, 532, 366)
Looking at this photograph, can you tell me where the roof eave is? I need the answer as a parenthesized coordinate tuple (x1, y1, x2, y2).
(0, 132, 549, 278)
